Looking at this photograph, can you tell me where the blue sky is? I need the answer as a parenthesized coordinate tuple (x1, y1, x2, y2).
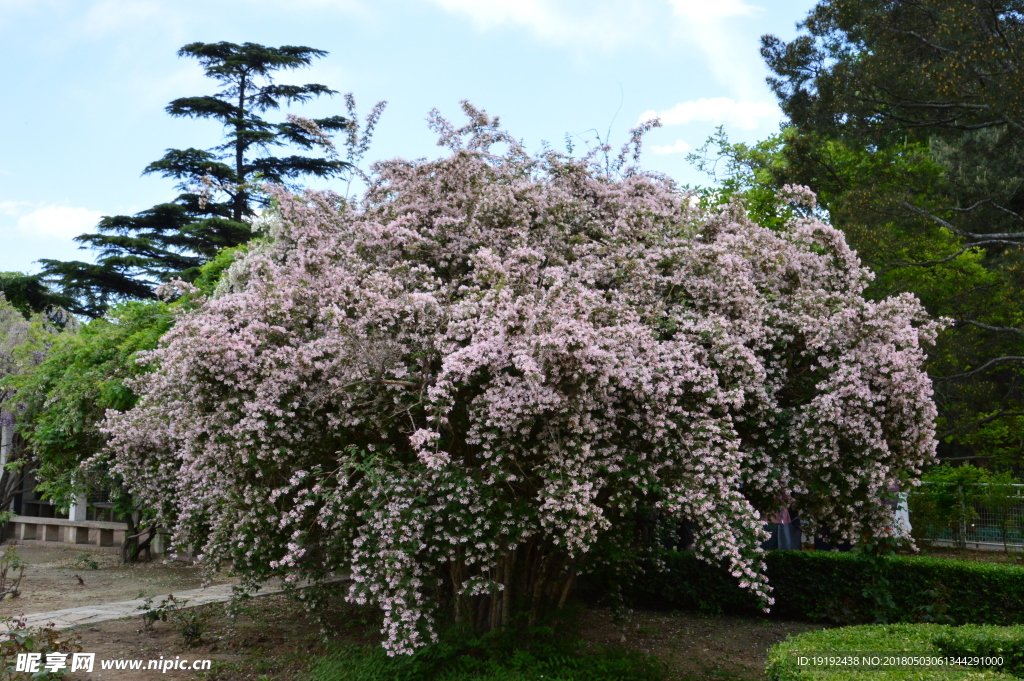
(0, 0, 815, 275)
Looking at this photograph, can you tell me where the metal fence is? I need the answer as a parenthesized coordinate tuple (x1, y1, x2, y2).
(907, 482, 1024, 550)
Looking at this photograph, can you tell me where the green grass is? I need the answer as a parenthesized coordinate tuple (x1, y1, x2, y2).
(308, 624, 666, 681)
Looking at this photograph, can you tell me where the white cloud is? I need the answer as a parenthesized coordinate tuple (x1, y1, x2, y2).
(424, 0, 771, 98)
(14, 206, 103, 240)
(0, 201, 30, 217)
(0, 0, 56, 31)
(81, 0, 179, 35)
(276, 61, 350, 94)
(238, 0, 364, 10)
(668, 0, 758, 22)
(651, 139, 691, 155)
(425, 0, 657, 50)
(640, 97, 779, 130)
(133, 63, 213, 110)
(669, 0, 766, 98)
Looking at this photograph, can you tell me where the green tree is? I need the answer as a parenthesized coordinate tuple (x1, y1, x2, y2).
(0, 272, 74, 321)
(7, 301, 172, 560)
(761, 1, 1024, 141)
(41, 42, 352, 318)
(9, 302, 172, 503)
(4, 250, 240, 561)
(907, 463, 999, 549)
(0, 294, 69, 533)
(753, 0, 1024, 463)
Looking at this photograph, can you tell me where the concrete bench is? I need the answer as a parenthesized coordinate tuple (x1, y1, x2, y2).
(6, 515, 128, 548)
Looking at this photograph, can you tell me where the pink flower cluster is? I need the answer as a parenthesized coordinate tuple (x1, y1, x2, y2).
(102, 103, 939, 655)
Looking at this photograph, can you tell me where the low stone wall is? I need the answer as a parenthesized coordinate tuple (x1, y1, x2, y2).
(4, 515, 149, 552)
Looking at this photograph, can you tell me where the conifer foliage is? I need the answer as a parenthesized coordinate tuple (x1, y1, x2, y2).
(42, 42, 350, 318)
(104, 104, 941, 655)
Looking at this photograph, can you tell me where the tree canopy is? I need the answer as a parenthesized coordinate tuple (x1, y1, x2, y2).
(757, 0, 1024, 463)
(762, 0, 1024, 139)
(41, 41, 351, 318)
(0, 294, 70, 525)
(0, 272, 75, 321)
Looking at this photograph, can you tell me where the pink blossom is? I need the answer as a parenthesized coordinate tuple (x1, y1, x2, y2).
(101, 103, 939, 655)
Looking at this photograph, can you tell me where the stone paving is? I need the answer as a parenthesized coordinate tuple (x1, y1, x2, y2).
(1, 582, 286, 632)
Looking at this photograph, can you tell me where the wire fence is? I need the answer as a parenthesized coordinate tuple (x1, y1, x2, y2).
(907, 482, 1024, 550)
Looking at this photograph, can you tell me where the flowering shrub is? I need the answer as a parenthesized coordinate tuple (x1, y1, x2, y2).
(103, 103, 940, 655)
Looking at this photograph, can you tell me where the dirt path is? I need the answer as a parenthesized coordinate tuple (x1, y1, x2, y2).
(0, 542, 236, 617)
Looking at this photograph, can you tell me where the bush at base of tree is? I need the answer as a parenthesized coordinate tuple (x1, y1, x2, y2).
(621, 550, 1024, 627)
(104, 103, 941, 655)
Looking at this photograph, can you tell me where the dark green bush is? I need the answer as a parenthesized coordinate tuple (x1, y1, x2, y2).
(767, 624, 1019, 680)
(624, 550, 1024, 625)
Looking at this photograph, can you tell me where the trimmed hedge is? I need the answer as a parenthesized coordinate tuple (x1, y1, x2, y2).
(767, 624, 1022, 680)
(935, 626, 1024, 678)
(625, 551, 1024, 625)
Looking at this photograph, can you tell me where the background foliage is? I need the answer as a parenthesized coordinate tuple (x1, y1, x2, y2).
(695, 0, 1024, 464)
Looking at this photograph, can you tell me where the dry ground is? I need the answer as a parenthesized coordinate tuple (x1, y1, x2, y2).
(3, 543, 1012, 680)
(577, 608, 823, 680)
(62, 593, 336, 681)
(0, 542, 236, 617)
(45, 594, 825, 681)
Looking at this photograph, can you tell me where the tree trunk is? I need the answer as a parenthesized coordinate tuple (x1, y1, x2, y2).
(234, 74, 247, 223)
(120, 512, 157, 564)
(0, 418, 12, 471)
(0, 418, 18, 542)
(444, 542, 576, 635)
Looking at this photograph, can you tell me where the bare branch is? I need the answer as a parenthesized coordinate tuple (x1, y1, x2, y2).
(945, 199, 991, 213)
(953, 320, 1024, 338)
(900, 201, 963, 234)
(898, 29, 959, 55)
(935, 356, 1024, 382)
(881, 237, 1024, 272)
(886, 242, 982, 269)
(963, 230, 1024, 240)
(990, 201, 1024, 224)
(900, 201, 1024, 241)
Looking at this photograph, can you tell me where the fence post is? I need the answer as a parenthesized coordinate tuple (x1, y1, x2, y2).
(958, 484, 967, 550)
